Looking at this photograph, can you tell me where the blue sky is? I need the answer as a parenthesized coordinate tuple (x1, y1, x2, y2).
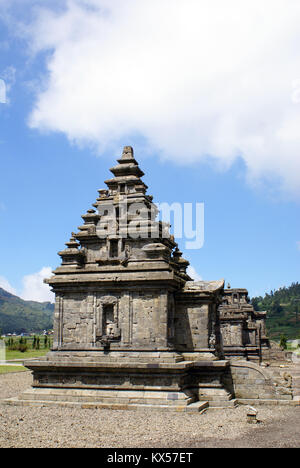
(0, 0, 299, 301)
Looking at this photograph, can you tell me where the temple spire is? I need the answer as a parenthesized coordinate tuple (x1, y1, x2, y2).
(120, 146, 135, 161)
(105, 145, 147, 194)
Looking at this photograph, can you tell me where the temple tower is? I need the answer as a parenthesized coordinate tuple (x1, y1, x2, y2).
(6, 146, 276, 411)
(48, 146, 192, 359)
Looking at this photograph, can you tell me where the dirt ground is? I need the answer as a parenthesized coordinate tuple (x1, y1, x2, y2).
(0, 371, 299, 448)
(160, 409, 300, 448)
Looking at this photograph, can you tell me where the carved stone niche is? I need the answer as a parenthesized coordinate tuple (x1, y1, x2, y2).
(95, 296, 121, 345)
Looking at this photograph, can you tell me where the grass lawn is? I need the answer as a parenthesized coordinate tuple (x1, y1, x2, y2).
(5, 348, 49, 361)
(287, 343, 300, 353)
(0, 366, 27, 374)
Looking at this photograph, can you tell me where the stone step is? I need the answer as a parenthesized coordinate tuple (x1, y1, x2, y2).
(198, 388, 233, 402)
(18, 388, 197, 407)
(2, 397, 210, 413)
(291, 374, 300, 396)
(199, 396, 233, 402)
(237, 399, 299, 406)
(208, 399, 238, 409)
(185, 401, 209, 413)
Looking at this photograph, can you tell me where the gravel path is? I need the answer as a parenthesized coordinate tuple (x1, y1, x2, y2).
(0, 371, 299, 448)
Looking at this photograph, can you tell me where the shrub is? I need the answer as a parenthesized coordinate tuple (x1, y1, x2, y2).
(8, 341, 28, 352)
(279, 334, 287, 350)
(17, 343, 28, 353)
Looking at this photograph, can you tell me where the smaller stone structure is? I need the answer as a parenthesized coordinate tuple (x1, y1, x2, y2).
(219, 288, 269, 361)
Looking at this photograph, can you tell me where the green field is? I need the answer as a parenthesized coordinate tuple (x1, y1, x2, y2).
(5, 348, 49, 361)
(1, 335, 53, 361)
(286, 342, 300, 354)
(0, 366, 27, 374)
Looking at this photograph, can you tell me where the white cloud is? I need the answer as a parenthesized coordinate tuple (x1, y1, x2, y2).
(0, 276, 17, 295)
(5, 0, 300, 198)
(0, 79, 5, 103)
(20, 267, 54, 303)
(0, 66, 16, 104)
(187, 266, 202, 282)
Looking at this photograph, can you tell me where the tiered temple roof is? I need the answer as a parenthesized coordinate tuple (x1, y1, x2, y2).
(47, 146, 191, 285)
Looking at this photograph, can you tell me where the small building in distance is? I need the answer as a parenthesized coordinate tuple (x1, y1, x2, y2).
(219, 288, 269, 360)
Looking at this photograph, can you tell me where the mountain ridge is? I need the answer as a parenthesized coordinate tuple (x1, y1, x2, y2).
(0, 287, 54, 334)
(251, 282, 300, 340)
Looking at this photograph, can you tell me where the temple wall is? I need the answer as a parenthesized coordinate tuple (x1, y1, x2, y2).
(56, 292, 94, 347)
(174, 302, 209, 350)
(220, 322, 243, 347)
(85, 242, 106, 262)
(223, 361, 293, 401)
(131, 291, 168, 348)
(53, 289, 170, 350)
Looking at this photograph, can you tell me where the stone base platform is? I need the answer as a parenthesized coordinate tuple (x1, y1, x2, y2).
(44, 350, 218, 363)
(2, 358, 234, 412)
(4, 388, 210, 413)
(222, 346, 261, 362)
(45, 351, 185, 364)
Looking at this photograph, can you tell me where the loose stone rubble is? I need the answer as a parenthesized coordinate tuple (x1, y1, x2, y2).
(4, 146, 299, 411)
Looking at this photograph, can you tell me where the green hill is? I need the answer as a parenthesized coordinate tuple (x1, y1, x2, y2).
(251, 282, 300, 340)
(0, 287, 54, 335)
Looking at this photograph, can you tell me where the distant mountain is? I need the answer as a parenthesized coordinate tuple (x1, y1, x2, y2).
(0, 287, 54, 335)
(251, 282, 300, 340)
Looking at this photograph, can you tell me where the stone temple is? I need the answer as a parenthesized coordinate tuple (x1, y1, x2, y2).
(7, 146, 296, 410)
